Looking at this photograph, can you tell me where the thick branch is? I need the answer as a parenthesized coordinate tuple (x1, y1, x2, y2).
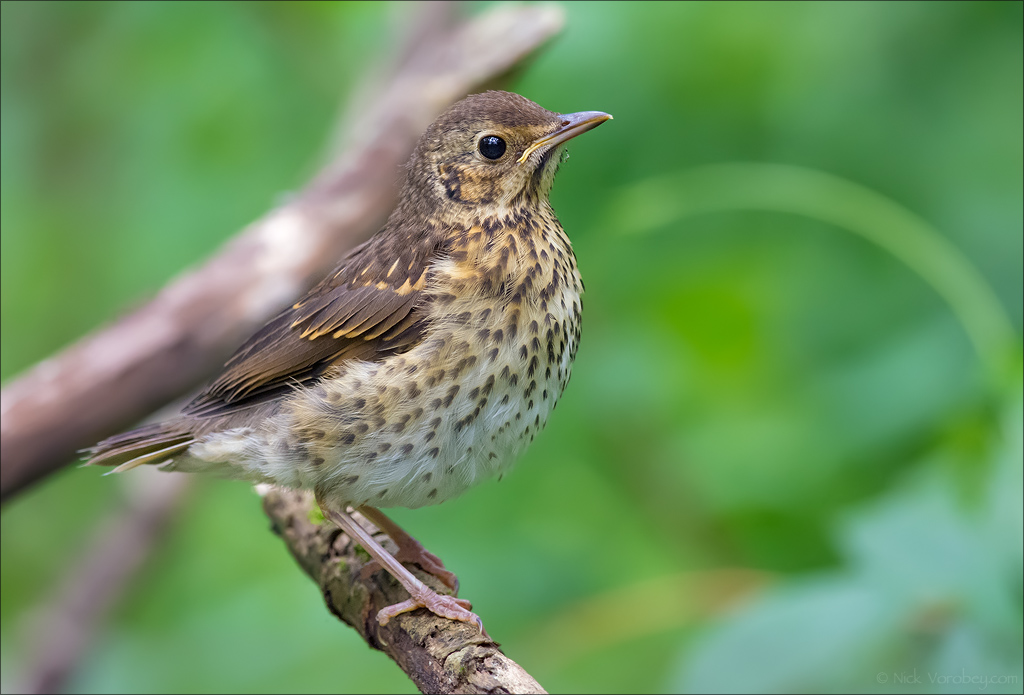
(262, 488, 546, 694)
(0, 2, 565, 501)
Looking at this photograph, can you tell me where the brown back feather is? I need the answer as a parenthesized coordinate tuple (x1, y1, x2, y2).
(182, 218, 448, 418)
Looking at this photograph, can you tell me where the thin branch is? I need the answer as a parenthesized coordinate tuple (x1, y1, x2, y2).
(17, 471, 192, 694)
(262, 488, 546, 694)
(0, 2, 566, 502)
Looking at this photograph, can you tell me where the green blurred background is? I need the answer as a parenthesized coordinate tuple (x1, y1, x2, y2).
(2, 2, 1022, 692)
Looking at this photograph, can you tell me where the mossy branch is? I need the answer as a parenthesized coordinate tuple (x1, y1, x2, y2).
(263, 488, 545, 694)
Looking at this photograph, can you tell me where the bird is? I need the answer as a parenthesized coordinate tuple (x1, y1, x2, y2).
(87, 90, 611, 631)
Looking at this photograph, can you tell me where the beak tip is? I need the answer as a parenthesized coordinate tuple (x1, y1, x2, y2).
(519, 109, 613, 164)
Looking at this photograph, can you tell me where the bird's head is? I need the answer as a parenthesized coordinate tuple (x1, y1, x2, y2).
(404, 91, 611, 214)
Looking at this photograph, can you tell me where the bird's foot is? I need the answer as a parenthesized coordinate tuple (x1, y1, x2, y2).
(377, 585, 486, 636)
(360, 537, 459, 592)
(320, 503, 481, 633)
(357, 506, 459, 591)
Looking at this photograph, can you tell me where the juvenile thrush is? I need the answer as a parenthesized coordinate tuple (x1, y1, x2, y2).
(88, 91, 611, 630)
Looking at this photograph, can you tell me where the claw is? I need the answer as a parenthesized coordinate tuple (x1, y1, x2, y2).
(377, 584, 486, 637)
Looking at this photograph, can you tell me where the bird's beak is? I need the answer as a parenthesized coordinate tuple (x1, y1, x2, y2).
(517, 111, 613, 164)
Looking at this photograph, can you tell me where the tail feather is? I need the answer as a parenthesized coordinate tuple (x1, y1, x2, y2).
(86, 422, 194, 472)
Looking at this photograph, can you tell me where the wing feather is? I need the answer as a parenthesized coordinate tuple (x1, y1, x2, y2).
(183, 222, 444, 418)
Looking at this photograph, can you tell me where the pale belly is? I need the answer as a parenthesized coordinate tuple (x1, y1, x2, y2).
(191, 295, 579, 509)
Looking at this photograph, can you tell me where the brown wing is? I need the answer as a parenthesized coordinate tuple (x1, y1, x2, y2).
(183, 223, 445, 418)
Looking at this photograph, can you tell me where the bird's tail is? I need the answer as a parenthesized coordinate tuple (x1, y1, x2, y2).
(85, 422, 195, 474)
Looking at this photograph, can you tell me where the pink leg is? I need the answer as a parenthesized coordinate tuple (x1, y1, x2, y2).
(316, 498, 482, 631)
(357, 506, 459, 592)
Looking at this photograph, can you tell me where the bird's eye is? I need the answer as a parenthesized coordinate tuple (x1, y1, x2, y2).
(478, 135, 506, 160)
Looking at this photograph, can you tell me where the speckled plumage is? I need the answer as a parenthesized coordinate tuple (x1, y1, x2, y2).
(88, 91, 610, 629)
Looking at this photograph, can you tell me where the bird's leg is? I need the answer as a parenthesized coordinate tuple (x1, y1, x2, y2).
(316, 497, 482, 631)
(357, 505, 459, 592)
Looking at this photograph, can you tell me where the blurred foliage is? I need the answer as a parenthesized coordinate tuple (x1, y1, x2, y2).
(2, 2, 1022, 693)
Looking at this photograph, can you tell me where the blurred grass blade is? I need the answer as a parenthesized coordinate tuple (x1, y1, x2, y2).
(606, 163, 1021, 390)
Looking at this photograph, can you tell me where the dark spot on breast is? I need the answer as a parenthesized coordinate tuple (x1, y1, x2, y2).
(344, 474, 360, 484)
(401, 443, 414, 455)
(444, 385, 460, 407)
(425, 431, 436, 442)
(427, 447, 439, 458)
(407, 383, 421, 399)
(428, 488, 438, 499)
(353, 397, 366, 409)
(468, 387, 480, 400)
(355, 422, 369, 434)
(311, 456, 325, 466)
(341, 432, 356, 445)
(423, 472, 432, 482)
